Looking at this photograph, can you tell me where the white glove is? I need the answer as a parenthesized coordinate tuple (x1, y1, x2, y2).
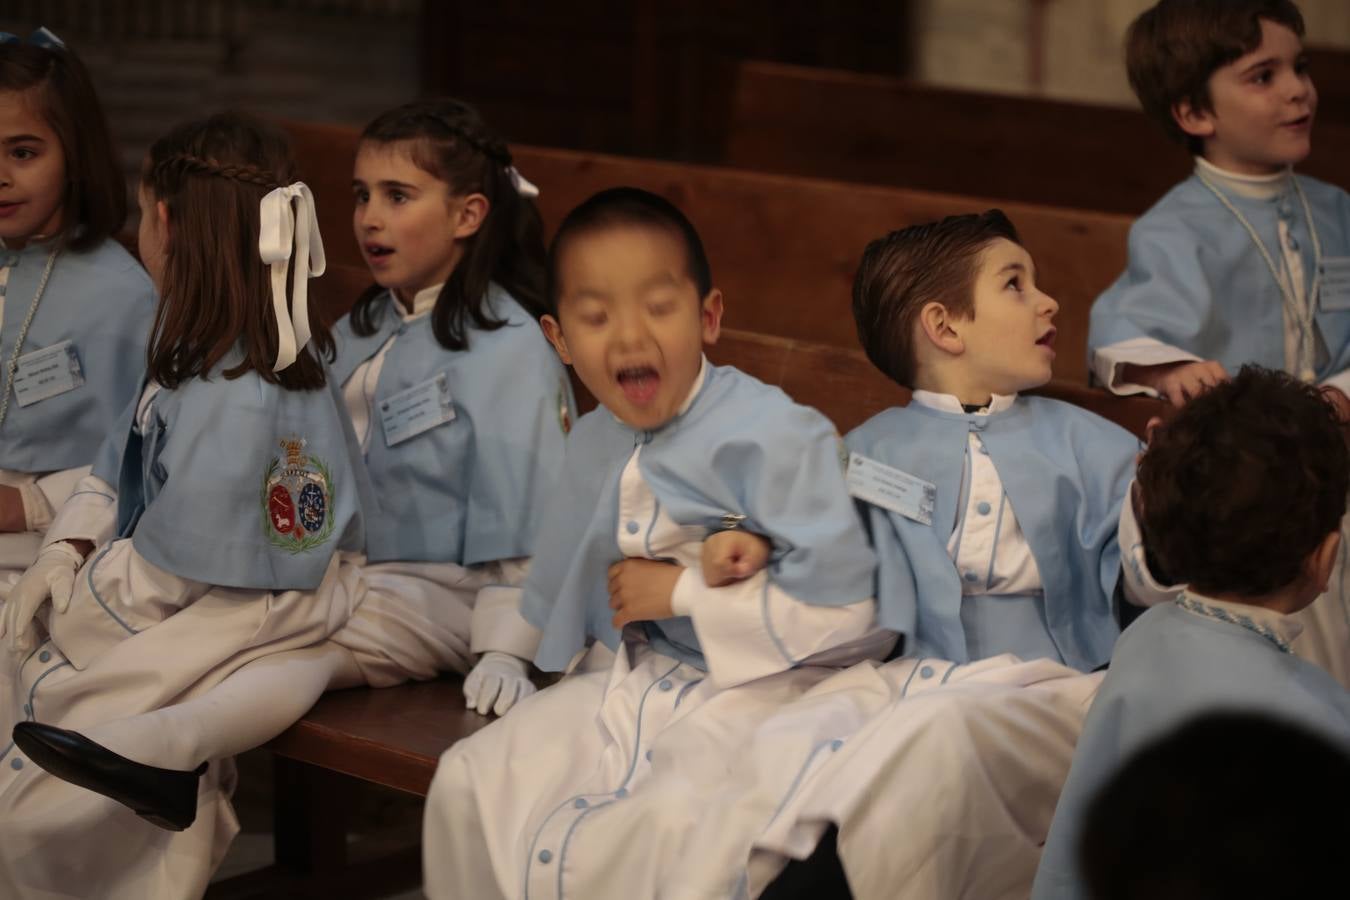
(0, 542, 82, 653)
(463, 651, 536, 716)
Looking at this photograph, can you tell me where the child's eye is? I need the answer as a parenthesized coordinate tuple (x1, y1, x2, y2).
(352, 189, 369, 204)
(579, 312, 607, 327)
(1295, 57, 1311, 76)
(390, 190, 408, 204)
(1252, 68, 1274, 85)
(1005, 276, 1022, 292)
(10, 147, 36, 161)
(648, 300, 677, 317)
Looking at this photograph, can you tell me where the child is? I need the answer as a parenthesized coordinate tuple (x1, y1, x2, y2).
(1089, 0, 1350, 689)
(849, 210, 1141, 670)
(422, 187, 890, 899)
(1031, 366, 1350, 900)
(686, 213, 1146, 899)
(0, 29, 155, 583)
(1089, 0, 1350, 408)
(0, 112, 370, 900)
(2, 97, 571, 862)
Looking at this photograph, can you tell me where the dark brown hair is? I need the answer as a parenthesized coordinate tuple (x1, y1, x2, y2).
(349, 98, 547, 350)
(852, 210, 1020, 388)
(143, 111, 333, 391)
(1126, 0, 1306, 151)
(1138, 365, 1347, 598)
(0, 37, 125, 250)
(545, 186, 714, 317)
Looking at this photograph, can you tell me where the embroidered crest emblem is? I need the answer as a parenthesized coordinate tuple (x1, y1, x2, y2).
(260, 436, 336, 553)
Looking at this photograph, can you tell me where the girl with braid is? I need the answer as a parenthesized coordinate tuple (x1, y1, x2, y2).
(1, 100, 572, 897)
(0, 111, 372, 899)
(0, 29, 155, 587)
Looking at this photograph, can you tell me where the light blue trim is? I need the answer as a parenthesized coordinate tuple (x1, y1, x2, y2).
(949, 449, 974, 565)
(642, 498, 662, 558)
(939, 661, 960, 684)
(1, 657, 75, 763)
(522, 659, 682, 900)
(66, 489, 114, 501)
(898, 658, 925, 698)
(762, 738, 840, 830)
(556, 802, 610, 900)
(983, 492, 1009, 588)
(760, 577, 796, 666)
(673, 677, 703, 710)
(86, 543, 138, 635)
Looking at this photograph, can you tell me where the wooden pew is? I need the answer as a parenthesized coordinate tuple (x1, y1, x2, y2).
(211, 123, 1161, 897)
(285, 119, 1132, 386)
(722, 60, 1350, 216)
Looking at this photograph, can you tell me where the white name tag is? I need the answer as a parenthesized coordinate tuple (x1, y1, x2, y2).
(379, 373, 455, 447)
(11, 340, 85, 407)
(846, 452, 936, 526)
(1321, 257, 1350, 311)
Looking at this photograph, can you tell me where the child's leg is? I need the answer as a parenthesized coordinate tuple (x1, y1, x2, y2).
(77, 641, 361, 771)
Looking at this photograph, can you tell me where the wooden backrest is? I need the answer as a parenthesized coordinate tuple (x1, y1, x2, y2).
(284, 120, 1130, 385)
(724, 60, 1350, 216)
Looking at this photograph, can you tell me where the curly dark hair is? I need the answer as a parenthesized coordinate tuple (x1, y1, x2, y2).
(1138, 365, 1347, 598)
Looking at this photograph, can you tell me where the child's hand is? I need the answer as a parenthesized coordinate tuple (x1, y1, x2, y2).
(0, 485, 25, 534)
(1319, 385, 1350, 425)
(1123, 360, 1228, 406)
(701, 530, 771, 587)
(608, 559, 683, 628)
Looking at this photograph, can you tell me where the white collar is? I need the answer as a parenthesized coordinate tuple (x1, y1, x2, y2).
(910, 390, 1017, 415)
(677, 355, 709, 416)
(1175, 589, 1304, 650)
(1194, 156, 1291, 201)
(396, 283, 443, 322)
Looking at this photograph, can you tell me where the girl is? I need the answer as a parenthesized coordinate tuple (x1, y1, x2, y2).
(0, 29, 156, 585)
(0, 111, 370, 900)
(9, 98, 571, 870)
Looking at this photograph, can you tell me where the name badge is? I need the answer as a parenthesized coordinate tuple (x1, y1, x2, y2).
(379, 373, 455, 447)
(11, 340, 85, 407)
(846, 452, 936, 526)
(1320, 257, 1350, 312)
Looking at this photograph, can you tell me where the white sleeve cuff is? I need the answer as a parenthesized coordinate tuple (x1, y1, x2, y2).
(676, 567, 876, 689)
(1118, 480, 1183, 608)
(43, 474, 118, 549)
(1320, 368, 1350, 398)
(1092, 338, 1201, 397)
(470, 585, 543, 661)
(25, 465, 91, 532)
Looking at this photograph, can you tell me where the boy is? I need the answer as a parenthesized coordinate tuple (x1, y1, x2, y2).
(849, 210, 1142, 670)
(421, 188, 891, 900)
(1089, 0, 1350, 409)
(695, 213, 1152, 899)
(1032, 366, 1350, 899)
(1090, 0, 1350, 689)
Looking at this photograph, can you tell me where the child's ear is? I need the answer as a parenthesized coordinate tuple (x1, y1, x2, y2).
(1310, 528, 1342, 594)
(1172, 98, 1217, 141)
(452, 192, 490, 239)
(917, 301, 965, 356)
(156, 200, 170, 234)
(540, 315, 573, 366)
(700, 288, 724, 346)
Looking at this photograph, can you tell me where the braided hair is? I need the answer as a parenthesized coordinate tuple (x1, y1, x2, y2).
(348, 98, 548, 351)
(142, 111, 334, 391)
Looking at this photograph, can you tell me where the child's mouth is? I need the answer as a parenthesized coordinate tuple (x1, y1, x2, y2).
(1036, 328, 1057, 350)
(616, 365, 660, 406)
(0, 201, 23, 219)
(365, 243, 394, 261)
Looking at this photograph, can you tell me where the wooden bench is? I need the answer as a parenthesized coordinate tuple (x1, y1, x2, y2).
(206, 122, 1162, 897)
(286, 119, 1132, 386)
(722, 60, 1350, 216)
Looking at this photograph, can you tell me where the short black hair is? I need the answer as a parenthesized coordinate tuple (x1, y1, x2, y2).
(852, 210, 1021, 389)
(1126, 0, 1306, 152)
(1080, 711, 1350, 900)
(1137, 365, 1347, 598)
(545, 187, 713, 316)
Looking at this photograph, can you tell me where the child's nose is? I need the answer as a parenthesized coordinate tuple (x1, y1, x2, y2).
(1040, 290, 1060, 317)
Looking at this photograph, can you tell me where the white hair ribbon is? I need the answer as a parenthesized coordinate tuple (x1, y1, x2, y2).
(507, 165, 540, 199)
(258, 182, 326, 372)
